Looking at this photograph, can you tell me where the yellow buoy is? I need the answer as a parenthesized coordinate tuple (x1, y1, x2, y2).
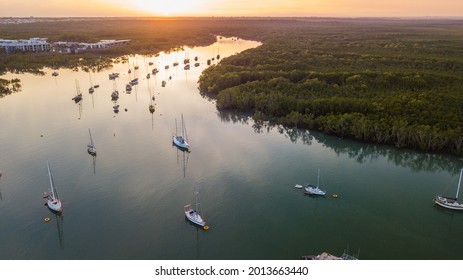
(203, 225, 209, 230)
(332, 194, 338, 198)
(44, 217, 51, 222)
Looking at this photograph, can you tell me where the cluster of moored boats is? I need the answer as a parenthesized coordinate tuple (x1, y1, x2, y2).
(43, 113, 208, 229)
(66, 52, 221, 112)
(45, 45, 229, 229)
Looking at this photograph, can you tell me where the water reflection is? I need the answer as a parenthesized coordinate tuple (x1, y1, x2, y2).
(47, 211, 64, 249)
(77, 101, 83, 120)
(217, 110, 252, 125)
(0, 78, 21, 97)
(219, 110, 462, 174)
(175, 148, 190, 178)
(149, 101, 156, 130)
(313, 131, 462, 174)
(0, 171, 2, 200)
(90, 154, 96, 174)
(78, 58, 114, 73)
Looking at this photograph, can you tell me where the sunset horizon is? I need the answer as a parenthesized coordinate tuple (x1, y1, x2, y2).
(1, 0, 462, 18)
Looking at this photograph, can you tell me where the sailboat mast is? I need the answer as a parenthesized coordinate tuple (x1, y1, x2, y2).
(317, 168, 320, 187)
(88, 128, 94, 146)
(47, 161, 59, 200)
(47, 161, 53, 195)
(182, 114, 188, 141)
(456, 168, 463, 199)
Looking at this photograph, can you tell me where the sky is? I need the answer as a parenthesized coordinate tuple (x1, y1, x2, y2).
(1, 0, 463, 17)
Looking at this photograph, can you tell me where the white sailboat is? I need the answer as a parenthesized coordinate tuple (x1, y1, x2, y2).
(184, 190, 208, 230)
(173, 114, 190, 151)
(305, 168, 326, 196)
(87, 128, 96, 155)
(434, 169, 463, 210)
(43, 161, 62, 212)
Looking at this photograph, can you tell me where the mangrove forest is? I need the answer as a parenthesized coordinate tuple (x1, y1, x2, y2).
(198, 18, 463, 155)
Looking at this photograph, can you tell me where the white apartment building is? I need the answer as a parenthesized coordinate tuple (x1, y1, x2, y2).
(0, 38, 50, 54)
(0, 38, 130, 54)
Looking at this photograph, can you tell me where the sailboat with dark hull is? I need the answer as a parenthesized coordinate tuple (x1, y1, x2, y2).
(434, 169, 463, 210)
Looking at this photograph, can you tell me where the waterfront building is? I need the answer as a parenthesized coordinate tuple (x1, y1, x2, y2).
(0, 38, 130, 54)
(0, 38, 50, 54)
(54, 39, 130, 53)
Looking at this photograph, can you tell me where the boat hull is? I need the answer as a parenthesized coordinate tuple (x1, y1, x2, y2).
(47, 199, 62, 212)
(305, 186, 326, 196)
(185, 210, 205, 227)
(434, 196, 463, 210)
(87, 145, 96, 155)
(173, 136, 190, 150)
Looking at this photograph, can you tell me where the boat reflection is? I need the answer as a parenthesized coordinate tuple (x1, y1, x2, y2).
(90, 153, 96, 174)
(0, 171, 2, 201)
(77, 101, 83, 120)
(174, 145, 189, 178)
(46, 209, 64, 249)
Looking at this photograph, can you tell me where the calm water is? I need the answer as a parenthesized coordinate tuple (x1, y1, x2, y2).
(1, 37, 462, 260)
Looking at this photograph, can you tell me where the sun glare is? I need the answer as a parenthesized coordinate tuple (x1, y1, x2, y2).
(134, 0, 204, 16)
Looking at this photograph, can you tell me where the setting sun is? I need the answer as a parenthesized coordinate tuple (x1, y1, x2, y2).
(134, 0, 205, 16)
(0, 0, 462, 17)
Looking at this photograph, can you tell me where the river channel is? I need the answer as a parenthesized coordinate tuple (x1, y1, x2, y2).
(0, 37, 462, 260)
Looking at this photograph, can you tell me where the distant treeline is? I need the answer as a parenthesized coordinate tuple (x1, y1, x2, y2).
(198, 18, 463, 155)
